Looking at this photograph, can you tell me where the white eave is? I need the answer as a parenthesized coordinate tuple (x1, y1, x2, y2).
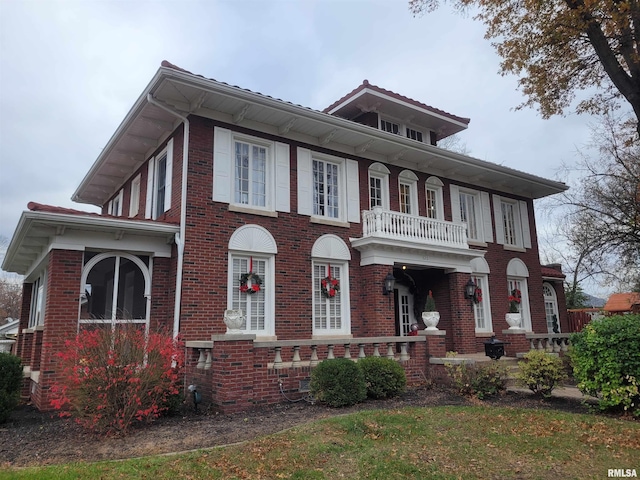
(2, 210, 179, 278)
(73, 64, 568, 207)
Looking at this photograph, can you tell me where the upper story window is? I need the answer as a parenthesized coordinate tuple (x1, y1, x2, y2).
(399, 170, 419, 215)
(406, 128, 423, 142)
(235, 139, 267, 207)
(425, 176, 444, 220)
(145, 139, 173, 220)
(493, 195, 532, 250)
(213, 127, 291, 214)
(368, 163, 390, 210)
(450, 185, 493, 245)
(28, 271, 46, 328)
(380, 119, 400, 135)
(129, 174, 141, 217)
(297, 147, 360, 224)
(108, 189, 123, 216)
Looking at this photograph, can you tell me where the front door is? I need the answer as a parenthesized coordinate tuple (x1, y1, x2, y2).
(394, 285, 415, 336)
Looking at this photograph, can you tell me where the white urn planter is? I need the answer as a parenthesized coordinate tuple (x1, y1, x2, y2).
(505, 313, 522, 330)
(422, 311, 441, 331)
(223, 309, 245, 333)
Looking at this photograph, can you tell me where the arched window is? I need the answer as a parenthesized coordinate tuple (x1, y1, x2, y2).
(506, 258, 531, 331)
(228, 225, 277, 337)
(311, 234, 351, 337)
(543, 283, 560, 333)
(398, 170, 418, 215)
(368, 162, 390, 210)
(80, 252, 151, 332)
(470, 257, 493, 333)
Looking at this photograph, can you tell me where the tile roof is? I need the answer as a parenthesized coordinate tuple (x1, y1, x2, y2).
(603, 292, 640, 312)
(28, 202, 105, 217)
(541, 266, 565, 279)
(322, 79, 470, 126)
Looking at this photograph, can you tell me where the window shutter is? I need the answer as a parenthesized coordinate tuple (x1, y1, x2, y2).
(275, 142, 290, 213)
(450, 185, 461, 223)
(163, 139, 173, 212)
(297, 147, 312, 216)
(481, 192, 493, 243)
(493, 194, 504, 245)
(346, 159, 360, 223)
(519, 200, 532, 248)
(108, 200, 114, 215)
(145, 158, 155, 219)
(213, 127, 232, 203)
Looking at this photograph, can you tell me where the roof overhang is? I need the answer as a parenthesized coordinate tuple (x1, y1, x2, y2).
(2, 211, 179, 279)
(73, 63, 568, 207)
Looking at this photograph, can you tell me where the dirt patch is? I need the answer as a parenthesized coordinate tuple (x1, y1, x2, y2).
(0, 386, 597, 468)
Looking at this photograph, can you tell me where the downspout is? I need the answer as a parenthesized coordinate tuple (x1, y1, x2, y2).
(146, 93, 189, 339)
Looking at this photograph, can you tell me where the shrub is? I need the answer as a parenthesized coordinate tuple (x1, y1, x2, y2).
(0, 352, 22, 423)
(516, 350, 567, 397)
(51, 325, 184, 435)
(310, 358, 367, 407)
(446, 357, 509, 399)
(358, 357, 406, 399)
(570, 314, 640, 416)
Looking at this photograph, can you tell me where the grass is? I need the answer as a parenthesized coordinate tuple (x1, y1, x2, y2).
(2, 406, 639, 479)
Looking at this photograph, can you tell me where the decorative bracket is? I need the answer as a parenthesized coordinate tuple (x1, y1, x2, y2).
(319, 129, 338, 145)
(233, 104, 250, 124)
(355, 139, 375, 154)
(278, 117, 297, 135)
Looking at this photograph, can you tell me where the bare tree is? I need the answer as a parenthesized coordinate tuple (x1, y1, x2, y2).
(0, 279, 22, 320)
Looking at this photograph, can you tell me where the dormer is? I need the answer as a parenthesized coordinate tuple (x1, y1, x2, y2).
(323, 80, 470, 146)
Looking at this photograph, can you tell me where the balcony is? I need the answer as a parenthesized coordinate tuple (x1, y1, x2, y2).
(351, 207, 484, 270)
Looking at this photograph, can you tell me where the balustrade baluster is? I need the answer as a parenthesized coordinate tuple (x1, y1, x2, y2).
(273, 347, 283, 369)
(196, 349, 206, 369)
(553, 338, 561, 353)
(386, 343, 395, 359)
(536, 339, 544, 350)
(292, 346, 301, 368)
(327, 344, 335, 359)
(400, 342, 409, 361)
(373, 343, 380, 357)
(529, 339, 536, 351)
(204, 350, 212, 370)
(343, 344, 351, 359)
(358, 344, 366, 360)
(561, 338, 569, 352)
(310, 345, 319, 367)
(545, 338, 553, 353)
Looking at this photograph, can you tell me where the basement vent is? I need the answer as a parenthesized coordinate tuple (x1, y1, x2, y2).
(299, 379, 310, 393)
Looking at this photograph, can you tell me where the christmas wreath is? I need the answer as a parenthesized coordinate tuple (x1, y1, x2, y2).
(508, 288, 522, 313)
(473, 287, 483, 304)
(239, 272, 262, 294)
(321, 276, 340, 298)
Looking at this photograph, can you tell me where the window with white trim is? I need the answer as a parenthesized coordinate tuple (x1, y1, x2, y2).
(399, 170, 418, 215)
(508, 277, 531, 330)
(472, 275, 492, 332)
(129, 174, 141, 217)
(450, 185, 493, 244)
(108, 189, 123, 216)
(460, 191, 479, 239)
(28, 272, 46, 328)
(543, 283, 560, 333)
(368, 163, 390, 210)
(231, 255, 267, 333)
(146, 139, 173, 220)
(493, 195, 532, 249)
(234, 138, 268, 208)
(80, 253, 150, 333)
(311, 234, 351, 336)
(406, 128, 423, 142)
(425, 176, 444, 220)
(380, 119, 400, 135)
(313, 157, 341, 219)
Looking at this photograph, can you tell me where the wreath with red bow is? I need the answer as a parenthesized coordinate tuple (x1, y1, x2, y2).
(473, 287, 483, 304)
(239, 272, 262, 294)
(321, 276, 340, 298)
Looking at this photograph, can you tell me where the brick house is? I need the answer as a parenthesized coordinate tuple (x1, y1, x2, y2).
(2, 61, 569, 412)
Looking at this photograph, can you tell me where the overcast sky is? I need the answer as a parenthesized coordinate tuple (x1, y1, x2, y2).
(0, 0, 602, 290)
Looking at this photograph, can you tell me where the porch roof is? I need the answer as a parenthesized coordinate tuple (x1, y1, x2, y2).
(72, 61, 568, 208)
(2, 203, 179, 279)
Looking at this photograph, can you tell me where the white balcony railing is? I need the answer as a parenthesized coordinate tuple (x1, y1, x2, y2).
(361, 208, 468, 249)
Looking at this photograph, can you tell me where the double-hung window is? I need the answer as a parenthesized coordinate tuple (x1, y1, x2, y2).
(493, 195, 532, 250)
(459, 192, 479, 239)
(450, 185, 493, 244)
(399, 170, 419, 215)
(234, 140, 267, 208)
(368, 163, 390, 210)
(313, 158, 340, 219)
(231, 255, 267, 333)
(28, 272, 46, 328)
(425, 176, 444, 220)
(472, 275, 492, 332)
(108, 189, 123, 216)
(145, 139, 173, 220)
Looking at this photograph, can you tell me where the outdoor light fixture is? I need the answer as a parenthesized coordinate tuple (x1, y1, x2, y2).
(464, 278, 477, 302)
(382, 272, 396, 295)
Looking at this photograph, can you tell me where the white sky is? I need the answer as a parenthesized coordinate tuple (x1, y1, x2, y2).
(0, 0, 602, 291)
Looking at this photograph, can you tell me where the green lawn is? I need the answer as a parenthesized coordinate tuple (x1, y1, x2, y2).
(2, 406, 638, 479)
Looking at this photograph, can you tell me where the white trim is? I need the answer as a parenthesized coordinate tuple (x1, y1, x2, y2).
(145, 157, 155, 219)
(228, 224, 278, 254)
(275, 142, 290, 213)
(129, 174, 141, 217)
(213, 127, 232, 203)
(310, 151, 348, 222)
(297, 147, 313, 216)
(398, 170, 419, 216)
(346, 159, 360, 223)
(368, 162, 390, 210)
(425, 176, 444, 220)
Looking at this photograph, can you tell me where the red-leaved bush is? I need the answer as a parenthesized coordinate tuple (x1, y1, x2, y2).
(51, 325, 184, 435)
